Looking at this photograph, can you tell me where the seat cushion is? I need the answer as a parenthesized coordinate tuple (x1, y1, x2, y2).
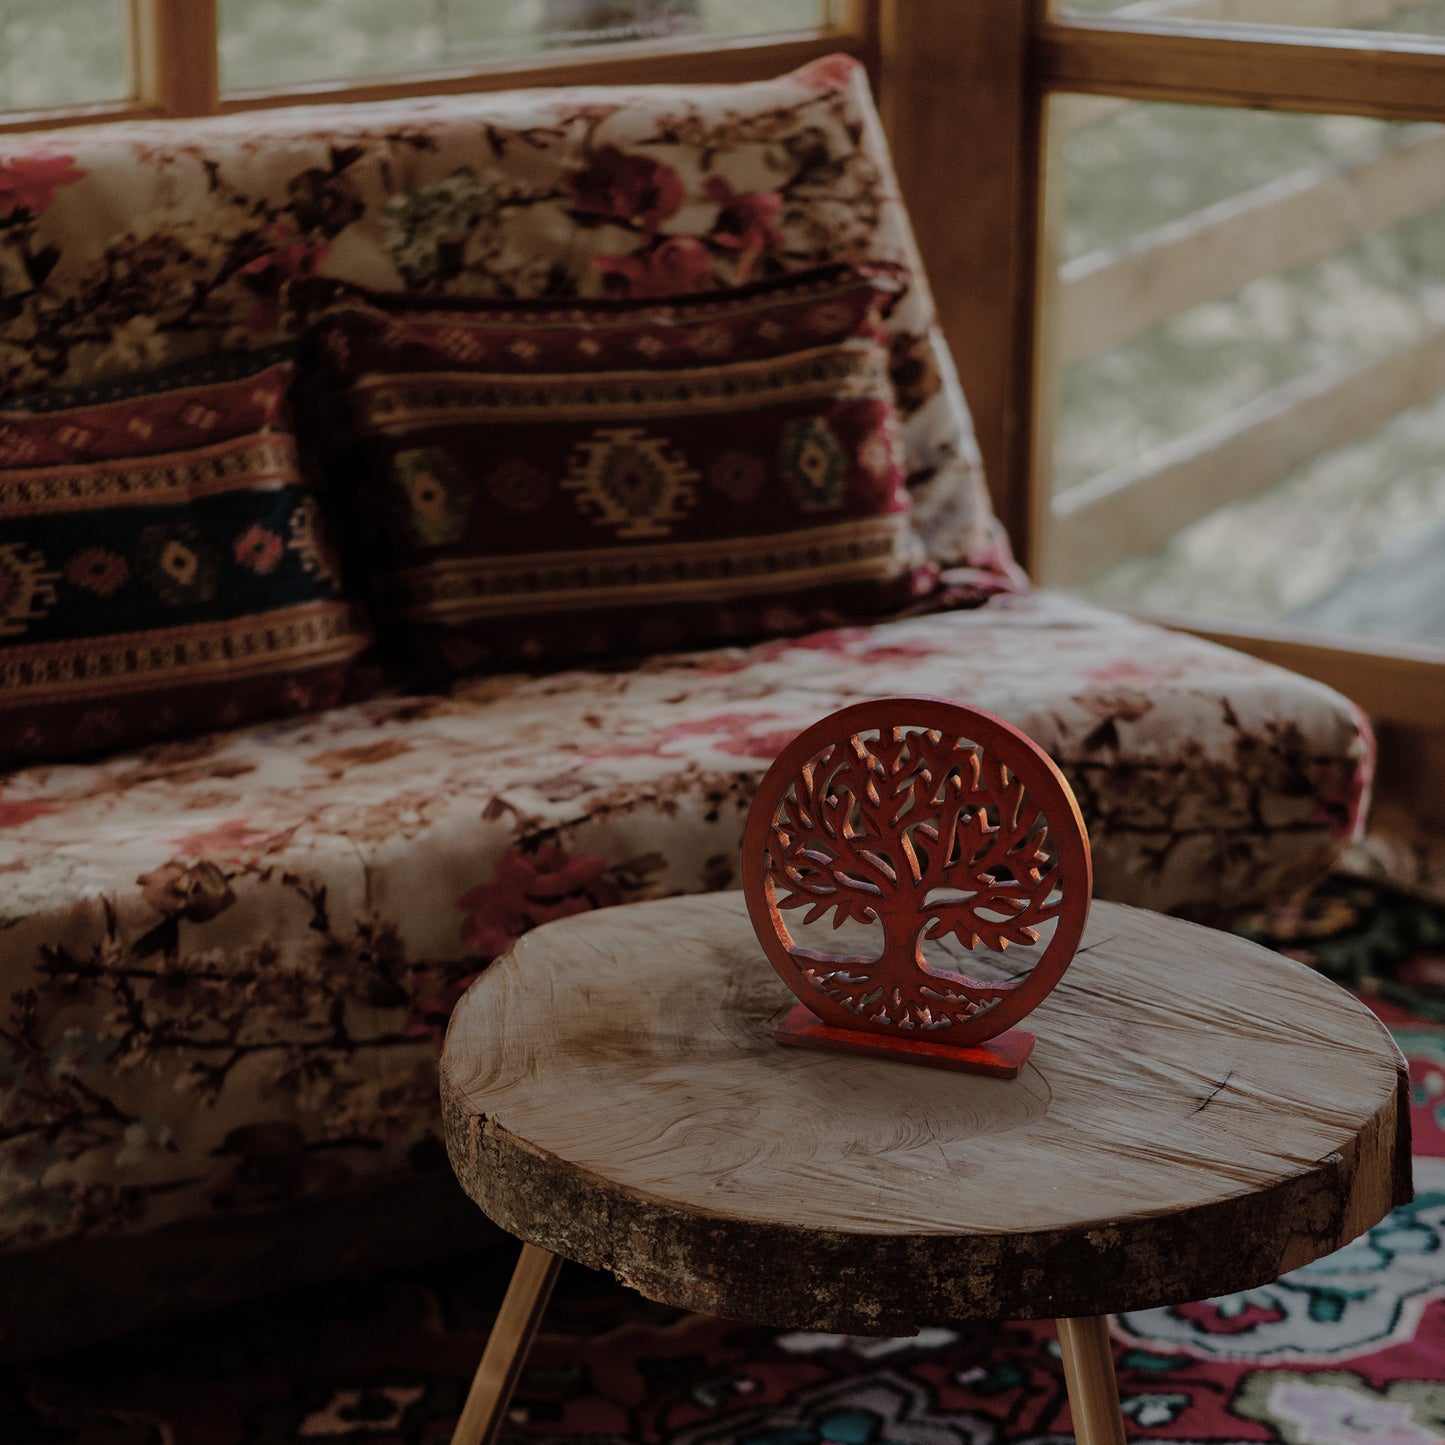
(0, 592, 1370, 1258)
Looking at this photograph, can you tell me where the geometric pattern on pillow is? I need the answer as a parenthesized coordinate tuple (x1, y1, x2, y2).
(0, 350, 371, 767)
(317, 265, 937, 675)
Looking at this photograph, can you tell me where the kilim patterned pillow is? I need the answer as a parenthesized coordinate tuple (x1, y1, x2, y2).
(315, 263, 938, 675)
(0, 351, 372, 768)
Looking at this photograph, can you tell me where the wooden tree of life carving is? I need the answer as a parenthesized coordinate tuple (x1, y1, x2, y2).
(742, 698, 1093, 1078)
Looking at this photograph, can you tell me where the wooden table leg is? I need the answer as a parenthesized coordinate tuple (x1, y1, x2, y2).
(1056, 1315, 1127, 1445)
(451, 1244, 563, 1445)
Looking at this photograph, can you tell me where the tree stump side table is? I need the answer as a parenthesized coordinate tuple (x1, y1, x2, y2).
(439, 893, 1412, 1445)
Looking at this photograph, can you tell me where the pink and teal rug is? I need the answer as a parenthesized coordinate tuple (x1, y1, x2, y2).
(5, 876, 1445, 1444)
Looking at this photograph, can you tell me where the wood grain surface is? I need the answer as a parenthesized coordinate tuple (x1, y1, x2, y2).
(441, 894, 1411, 1334)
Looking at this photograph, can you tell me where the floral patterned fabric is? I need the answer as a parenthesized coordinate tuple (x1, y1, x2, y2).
(0, 591, 1370, 1259)
(0, 56, 1017, 584)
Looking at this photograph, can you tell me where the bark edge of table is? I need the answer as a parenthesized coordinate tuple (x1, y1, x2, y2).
(442, 1070, 1410, 1333)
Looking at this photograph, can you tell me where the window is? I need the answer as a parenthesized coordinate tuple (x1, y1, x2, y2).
(0, 0, 853, 127)
(218, 0, 833, 95)
(0, 0, 129, 114)
(1047, 100, 1445, 657)
(1025, 0, 1445, 734)
(1059, 0, 1445, 37)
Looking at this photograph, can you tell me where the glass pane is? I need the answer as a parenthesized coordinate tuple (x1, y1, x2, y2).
(1042, 97, 1445, 649)
(220, 0, 832, 93)
(1055, 0, 1445, 38)
(0, 0, 129, 112)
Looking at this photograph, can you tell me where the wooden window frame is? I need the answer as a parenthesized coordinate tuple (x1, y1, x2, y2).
(1036, 14, 1445, 124)
(883, 0, 1445, 750)
(1032, 8, 1445, 739)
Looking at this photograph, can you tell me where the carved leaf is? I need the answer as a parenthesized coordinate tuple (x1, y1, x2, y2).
(754, 706, 1086, 1037)
(770, 741, 899, 929)
(773, 725, 1062, 952)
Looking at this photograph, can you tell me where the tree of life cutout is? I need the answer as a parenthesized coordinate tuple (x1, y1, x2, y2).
(742, 698, 1092, 1054)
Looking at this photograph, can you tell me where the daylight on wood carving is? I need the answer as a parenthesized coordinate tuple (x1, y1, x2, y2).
(743, 698, 1093, 1050)
(770, 726, 1062, 1028)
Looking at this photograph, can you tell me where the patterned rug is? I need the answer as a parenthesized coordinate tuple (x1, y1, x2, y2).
(5, 876, 1445, 1445)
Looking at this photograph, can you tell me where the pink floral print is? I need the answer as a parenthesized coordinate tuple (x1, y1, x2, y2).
(0, 153, 85, 218)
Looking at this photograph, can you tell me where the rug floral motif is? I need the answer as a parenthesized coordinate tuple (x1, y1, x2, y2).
(5, 876, 1445, 1445)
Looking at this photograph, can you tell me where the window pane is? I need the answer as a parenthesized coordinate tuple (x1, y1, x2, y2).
(1054, 0, 1445, 37)
(220, 0, 833, 94)
(0, 0, 129, 112)
(1040, 98, 1445, 649)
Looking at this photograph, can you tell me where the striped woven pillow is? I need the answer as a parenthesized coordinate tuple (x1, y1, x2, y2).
(314, 263, 938, 677)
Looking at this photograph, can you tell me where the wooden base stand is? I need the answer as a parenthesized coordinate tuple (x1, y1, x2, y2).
(772, 1001, 1036, 1077)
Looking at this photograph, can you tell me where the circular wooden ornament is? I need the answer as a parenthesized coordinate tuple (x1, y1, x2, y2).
(742, 697, 1092, 1056)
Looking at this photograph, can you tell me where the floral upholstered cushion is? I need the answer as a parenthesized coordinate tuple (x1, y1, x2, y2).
(0, 352, 371, 768)
(0, 592, 1370, 1259)
(0, 57, 1018, 589)
(316, 265, 942, 673)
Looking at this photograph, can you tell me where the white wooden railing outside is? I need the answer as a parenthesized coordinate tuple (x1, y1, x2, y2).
(1046, 0, 1444, 589)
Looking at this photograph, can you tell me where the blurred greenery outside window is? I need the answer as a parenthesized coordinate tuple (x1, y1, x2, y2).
(1057, 0, 1445, 35)
(1052, 98, 1445, 642)
(219, 0, 832, 92)
(0, 0, 129, 112)
(0, 0, 833, 113)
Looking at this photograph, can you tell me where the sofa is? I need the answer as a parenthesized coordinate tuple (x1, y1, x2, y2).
(0, 56, 1372, 1355)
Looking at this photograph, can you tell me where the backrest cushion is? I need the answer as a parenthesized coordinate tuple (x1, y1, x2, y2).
(0, 352, 371, 767)
(0, 56, 1018, 585)
(314, 263, 934, 674)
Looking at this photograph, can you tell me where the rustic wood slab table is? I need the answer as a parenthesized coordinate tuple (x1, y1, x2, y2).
(440, 892, 1411, 1445)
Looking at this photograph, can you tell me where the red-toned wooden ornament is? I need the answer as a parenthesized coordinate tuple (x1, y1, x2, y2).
(741, 697, 1092, 1077)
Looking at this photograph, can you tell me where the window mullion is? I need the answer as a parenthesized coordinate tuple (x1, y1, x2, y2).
(879, 0, 1046, 558)
(133, 0, 219, 116)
